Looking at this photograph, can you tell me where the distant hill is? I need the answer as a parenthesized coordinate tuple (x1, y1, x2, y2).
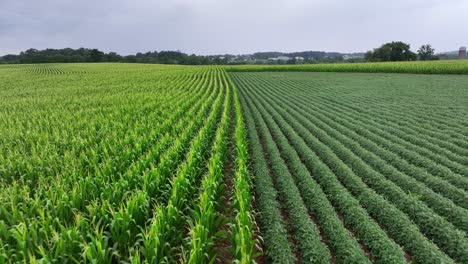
(436, 50, 464, 60)
(437, 51, 459, 55)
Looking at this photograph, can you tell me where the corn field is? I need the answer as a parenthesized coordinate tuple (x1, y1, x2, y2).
(228, 60, 468, 74)
(0, 64, 254, 263)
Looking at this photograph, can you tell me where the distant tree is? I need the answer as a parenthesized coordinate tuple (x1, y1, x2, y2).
(417, 44, 438, 61)
(104, 52, 122, 62)
(211, 56, 228, 65)
(287, 57, 297, 64)
(0, 54, 20, 64)
(366, 41, 417, 62)
(23, 48, 39, 55)
(89, 49, 104, 62)
(364, 51, 374, 61)
(123, 55, 137, 63)
(345, 57, 366, 63)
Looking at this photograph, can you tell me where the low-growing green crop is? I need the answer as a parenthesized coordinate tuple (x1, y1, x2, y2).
(233, 71, 468, 264)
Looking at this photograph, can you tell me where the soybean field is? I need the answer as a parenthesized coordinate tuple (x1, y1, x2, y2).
(232, 71, 468, 264)
(0, 64, 254, 263)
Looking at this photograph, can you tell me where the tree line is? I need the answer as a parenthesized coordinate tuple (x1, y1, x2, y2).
(0, 42, 441, 65)
(0, 48, 219, 65)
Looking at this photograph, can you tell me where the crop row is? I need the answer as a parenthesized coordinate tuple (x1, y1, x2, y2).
(0, 67, 216, 262)
(232, 72, 468, 263)
(242, 75, 468, 262)
(140, 70, 226, 263)
(227, 60, 468, 74)
(254, 74, 468, 206)
(275, 76, 468, 157)
(0, 66, 256, 263)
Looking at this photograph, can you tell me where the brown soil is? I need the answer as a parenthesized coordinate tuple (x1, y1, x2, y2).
(336, 212, 375, 263)
(308, 211, 336, 264)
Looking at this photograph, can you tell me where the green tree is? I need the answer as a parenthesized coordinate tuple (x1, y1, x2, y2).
(89, 49, 104, 62)
(417, 44, 438, 61)
(104, 52, 122, 62)
(366, 42, 417, 62)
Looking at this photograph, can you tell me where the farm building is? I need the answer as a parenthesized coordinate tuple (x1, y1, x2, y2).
(459, 47, 466, 59)
(268, 56, 291, 62)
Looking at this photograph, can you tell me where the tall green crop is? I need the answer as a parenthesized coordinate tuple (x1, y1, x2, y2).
(0, 64, 256, 263)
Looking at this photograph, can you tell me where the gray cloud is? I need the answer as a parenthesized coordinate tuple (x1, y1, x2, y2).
(1, 0, 467, 55)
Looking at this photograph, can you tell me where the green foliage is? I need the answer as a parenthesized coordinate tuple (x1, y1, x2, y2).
(230, 78, 256, 264)
(365, 41, 417, 62)
(0, 48, 211, 65)
(2, 61, 467, 264)
(228, 59, 468, 74)
(0, 64, 255, 263)
(233, 71, 468, 264)
(417, 44, 438, 61)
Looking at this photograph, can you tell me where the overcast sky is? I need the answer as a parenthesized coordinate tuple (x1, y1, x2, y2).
(1, 0, 467, 55)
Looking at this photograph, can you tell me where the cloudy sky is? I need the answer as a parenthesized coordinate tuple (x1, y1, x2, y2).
(1, 0, 467, 55)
